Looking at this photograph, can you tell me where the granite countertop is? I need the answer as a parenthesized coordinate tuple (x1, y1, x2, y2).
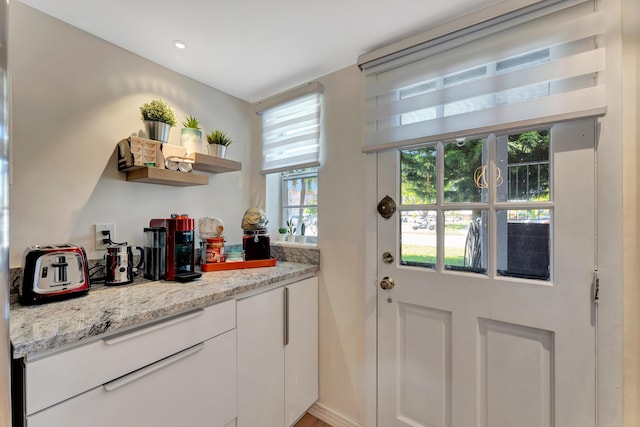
(11, 254, 319, 359)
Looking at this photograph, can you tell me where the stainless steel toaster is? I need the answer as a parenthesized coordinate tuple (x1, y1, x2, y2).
(20, 244, 90, 305)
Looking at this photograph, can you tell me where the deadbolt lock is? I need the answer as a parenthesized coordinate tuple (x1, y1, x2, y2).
(377, 195, 396, 219)
(382, 252, 394, 264)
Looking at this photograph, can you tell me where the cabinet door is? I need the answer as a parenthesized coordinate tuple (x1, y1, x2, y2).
(285, 277, 319, 426)
(237, 287, 285, 427)
(27, 330, 237, 427)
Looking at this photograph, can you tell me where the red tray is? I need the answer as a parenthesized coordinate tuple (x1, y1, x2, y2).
(200, 257, 277, 272)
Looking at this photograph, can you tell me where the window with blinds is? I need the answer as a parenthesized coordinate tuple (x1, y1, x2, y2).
(259, 91, 323, 174)
(361, 0, 606, 152)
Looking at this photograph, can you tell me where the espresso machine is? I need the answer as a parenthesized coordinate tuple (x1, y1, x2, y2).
(150, 214, 201, 282)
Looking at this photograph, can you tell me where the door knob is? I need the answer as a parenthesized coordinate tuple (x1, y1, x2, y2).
(380, 276, 395, 290)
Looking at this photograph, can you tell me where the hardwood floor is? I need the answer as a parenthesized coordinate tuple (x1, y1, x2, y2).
(294, 413, 332, 427)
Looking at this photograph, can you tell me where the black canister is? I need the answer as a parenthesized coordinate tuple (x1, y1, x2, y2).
(143, 227, 166, 280)
(242, 229, 270, 260)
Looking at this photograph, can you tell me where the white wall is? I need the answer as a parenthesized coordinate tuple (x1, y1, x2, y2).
(622, 0, 640, 424)
(315, 66, 366, 425)
(8, 2, 253, 266)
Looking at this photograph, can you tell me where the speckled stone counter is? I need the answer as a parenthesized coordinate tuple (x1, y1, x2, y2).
(10, 261, 318, 359)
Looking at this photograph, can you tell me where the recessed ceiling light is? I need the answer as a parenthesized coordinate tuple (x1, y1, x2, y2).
(173, 40, 187, 49)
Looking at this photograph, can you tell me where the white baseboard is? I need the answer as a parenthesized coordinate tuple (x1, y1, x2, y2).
(307, 402, 362, 427)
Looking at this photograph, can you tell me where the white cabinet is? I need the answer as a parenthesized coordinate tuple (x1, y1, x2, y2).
(237, 283, 285, 427)
(237, 276, 318, 427)
(284, 276, 319, 426)
(23, 300, 237, 427)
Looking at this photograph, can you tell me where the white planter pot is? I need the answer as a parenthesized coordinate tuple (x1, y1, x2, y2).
(181, 128, 202, 154)
(295, 236, 307, 244)
(285, 235, 295, 242)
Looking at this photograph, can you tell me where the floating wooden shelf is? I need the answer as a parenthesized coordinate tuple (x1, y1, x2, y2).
(192, 153, 242, 173)
(118, 137, 242, 187)
(126, 167, 209, 187)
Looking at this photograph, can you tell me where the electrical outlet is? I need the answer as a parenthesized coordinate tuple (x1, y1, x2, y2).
(94, 223, 115, 250)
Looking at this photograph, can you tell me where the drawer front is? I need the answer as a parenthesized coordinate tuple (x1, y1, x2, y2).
(27, 329, 237, 427)
(25, 299, 235, 415)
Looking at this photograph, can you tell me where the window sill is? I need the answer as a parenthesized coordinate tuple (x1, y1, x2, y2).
(272, 240, 317, 248)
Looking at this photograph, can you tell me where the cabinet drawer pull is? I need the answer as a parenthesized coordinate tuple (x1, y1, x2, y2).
(284, 287, 289, 346)
(103, 343, 205, 392)
(102, 309, 204, 346)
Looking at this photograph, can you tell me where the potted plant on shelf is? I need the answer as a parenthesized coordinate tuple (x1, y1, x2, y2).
(139, 99, 177, 143)
(278, 227, 287, 241)
(181, 115, 202, 155)
(205, 129, 232, 158)
(286, 219, 296, 242)
(296, 223, 306, 243)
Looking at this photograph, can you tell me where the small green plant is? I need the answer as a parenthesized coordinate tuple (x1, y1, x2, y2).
(139, 99, 177, 126)
(181, 115, 201, 129)
(286, 219, 296, 235)
(300, 223, 306, 236)
(278, 227, 287, 235)
(206, 129, 233, 146)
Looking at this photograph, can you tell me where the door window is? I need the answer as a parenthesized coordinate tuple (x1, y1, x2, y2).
(443, 138, 487, 204)
(399, 129, 552, 281)
(444, 209, 487, 273)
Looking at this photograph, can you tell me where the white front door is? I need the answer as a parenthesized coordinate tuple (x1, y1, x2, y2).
(377, 120, 597, 427)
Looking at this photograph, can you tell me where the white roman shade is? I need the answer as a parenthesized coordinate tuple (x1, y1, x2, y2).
(256, 83, 323, 174)
(361, 0, 606, 152)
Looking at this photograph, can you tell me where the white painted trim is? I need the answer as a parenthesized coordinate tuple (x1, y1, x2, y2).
(364, 153, 378, 427)
(308, 402, 362, 427)
(596, 0, 624, 425)
(620, 0, 640, 424)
